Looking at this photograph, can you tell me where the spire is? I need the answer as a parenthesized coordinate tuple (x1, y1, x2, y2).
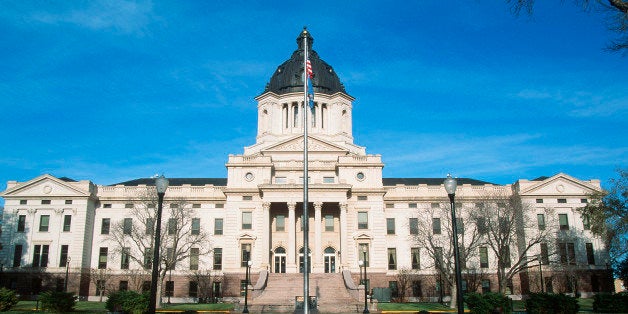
(297, 26, 314, 52)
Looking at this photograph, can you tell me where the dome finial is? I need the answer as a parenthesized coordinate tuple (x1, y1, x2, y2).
(297, 27, 313, 51)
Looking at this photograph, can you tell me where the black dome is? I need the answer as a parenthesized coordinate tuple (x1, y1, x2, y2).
(262, 29, 347, 96)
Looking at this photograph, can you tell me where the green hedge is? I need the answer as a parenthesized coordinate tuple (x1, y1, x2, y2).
(0, 288, 19, 311)
(465, 292, 512, 314)
(593, 292, 628, 313)
(525, 293, 579, 314)
(105, 290, 149, 314)
(38, 291, 77, 313)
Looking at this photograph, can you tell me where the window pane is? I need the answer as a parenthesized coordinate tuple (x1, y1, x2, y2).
(386, 218, 395, 235)
(359, 244, 369, 267)
(325, 215, 334, 232)
(537, 214, 546, 230)
(190, 248, 199, 270)
(17, 215, 26, 232)
(215, 218, 223, 235)
(101, 218, 111, 234)
(63, 215, 72, 232)
(146, 218, 154, 235)
(432, 218, 441, 235)
(409, 218, 418, 235)
(168, 218, 177, 235)
(358, 212, 368, 229)
(241, 244, 251, 267)
(98, 247, 108, 269)
(123, 218, 132, 235)
(39, 215, 50, 232)
(559, 214, 569, 230)
(276, 215, 285, 231)
(59, 245, 69, 267)
(192, 218, 200, 235)
(387, 248, 397, 270)
(121, 247, 130, 269)
(242, 212, 252, 229)
(480, 247, 489, 268)
(411, 248, 420, 269)
(214, 248, 223, 270)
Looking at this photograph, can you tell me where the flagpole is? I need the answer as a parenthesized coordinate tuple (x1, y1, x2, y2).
(302, 27, 311, 314)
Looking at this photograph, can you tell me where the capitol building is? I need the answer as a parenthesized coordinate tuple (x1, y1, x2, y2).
(0, 29, 612, 310)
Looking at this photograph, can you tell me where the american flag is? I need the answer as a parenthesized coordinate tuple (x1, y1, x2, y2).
(306, 59, 314, 109)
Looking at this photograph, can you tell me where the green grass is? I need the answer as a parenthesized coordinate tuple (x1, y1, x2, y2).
(160, 302, 234, 310)
(378, 302, 462, 312)
(4, 300, 233, 313)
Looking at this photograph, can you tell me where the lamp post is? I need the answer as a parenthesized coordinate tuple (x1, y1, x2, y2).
(538, 255, 544, 293)
(167, 265, 172, 304)
(362, 247, 369, 314)
(243, 259, 252, 313)
(64, 257, 71, 292)
(445, 174, 464, 314)
(149, 175, 169, 314)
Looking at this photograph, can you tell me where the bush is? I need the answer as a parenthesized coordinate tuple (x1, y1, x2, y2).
(593, 292, 628, 313)
(38, 291, 77, 313)
(0, 288, 19, 311)
(105, 290, 149, 314)
(465, 292, 512, 314)
(525, 293, 579, 314)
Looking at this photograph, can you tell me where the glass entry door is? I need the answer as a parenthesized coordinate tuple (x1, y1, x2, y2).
(274, 247, 286, 273)
(324, 247, 336, 273)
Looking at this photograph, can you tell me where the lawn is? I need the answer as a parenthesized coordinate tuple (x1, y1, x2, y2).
(378, 298, 596, 313)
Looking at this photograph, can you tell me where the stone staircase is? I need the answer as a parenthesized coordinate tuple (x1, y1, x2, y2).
(250, 273, 361, 313)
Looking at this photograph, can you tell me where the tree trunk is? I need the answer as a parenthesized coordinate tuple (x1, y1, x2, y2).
(450, 283, 457, 309)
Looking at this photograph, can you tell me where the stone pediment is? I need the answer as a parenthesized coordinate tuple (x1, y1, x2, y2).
(520, 173, 602, 196)
(0, 174, 92, 198)
(263, 135, 349, 153)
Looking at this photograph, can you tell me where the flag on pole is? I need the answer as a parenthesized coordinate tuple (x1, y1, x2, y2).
(306, 59, 314, 109)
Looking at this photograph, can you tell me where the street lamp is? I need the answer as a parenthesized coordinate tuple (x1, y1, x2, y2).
(149, 175, 169, 314)
(243, 259, 252, 313)
(362, 246, 369, 314)
(445, 174, 464, 314)
(167, 264, 173, 304)
(64, 257, 71, 292)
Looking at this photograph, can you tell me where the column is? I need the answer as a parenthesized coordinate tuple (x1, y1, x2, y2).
(339, 202, 348, 268)
(261, 202, 271, 269)
(314, 202, 323, 271)
(287, 202, 297, 272)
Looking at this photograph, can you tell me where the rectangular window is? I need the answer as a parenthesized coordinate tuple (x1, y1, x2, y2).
(142, 281, 151, 293)
(215, 203, 224, 209)
(65, 200, 73, 205)
(121, 247, 130, 269)
(13, 245, 22, 267)
(123, 218, 132, 235)
(241, 244, 251, 267)
(98, 247, 108, 269)
(558, 198, 567, 203)
(170, 203, 179, 208)
(189, 281, 198, 298)
(559, 214, 569, 230)
(213, 248, 223, 270)
(323, 177, 335, 183)
(325, 215, 334, 232)
(388, 248, 397, 270)
(20, 200, 27, 205)
(100, 218, 111, 234)
(119, 281, 129, 291)
(537, 214, 546, 230)
(456, 217, 464, 234)
(357, 195, 367, 201)
(502, 246, 511, 268)
(482, 280, 491, 293)
(103, 203, 112, 208)
(144, 248, 152, 269)
(581, 198, 588, 203)
(586, 243, 595, 265)
(63, 215, 72, 232)
(276, 215, 285, 231)
(165, 281, 174, 297)
(536, 199, 543, 204)
(191, 218, 200, 235)
(124, 203, 133, 209)
(386, 203, 394, 209)
(358, 243, 369, 267)
(41, 200, 51, 205)
(32, 244, 49, 267)
(582, 214, 591, 230)
(409, 218, 419, 235)
(358, 212, 368, 229)
(17, 215, 26, 232)
(59, 245, 69, 267)
(242, 212, 252, 229)
(434, 247, 443, 269)
(409, 203, 417, 208)
(39, 215, 50, 232)
(243, 196, 253, 201)
(192, 203, 201, 208)
(559, 242, 576, 265)
(168, 218, 177, 235)
(432, 218, 441, 235)
(96, 280, 106, 296)
(477, 217, 488, 234)
(480, 247, 489, 268)
(540, 243, 549, 265)
(190, 248, 199, 270)
(146, 218, 154, 235)
(275, 177, 287, 184)
(411, 247, 420, 270)
(214, 218, 223, 235)
(431, 202, 440, 209)
(166, 248, 175, 269)
(386, 218, 395, 235)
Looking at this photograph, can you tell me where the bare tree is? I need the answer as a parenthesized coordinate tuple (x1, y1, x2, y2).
(188, 269, 223, 303)
(90, 268, 113, 302)
(393, 267, 415, 303)
(469, 193, 558, 294)
(508, 0, 628, 51)
(107, 187, 211, 307)
(411, 203, 483, 309)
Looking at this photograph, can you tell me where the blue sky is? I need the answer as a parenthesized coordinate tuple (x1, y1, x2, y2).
(1, 0, 627, 199)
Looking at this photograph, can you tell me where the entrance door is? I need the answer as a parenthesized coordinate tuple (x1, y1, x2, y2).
(274, 247, 286, 273)
(324, 247, 336, 273)
(299, 247, 311, 273)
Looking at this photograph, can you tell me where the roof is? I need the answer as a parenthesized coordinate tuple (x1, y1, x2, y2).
(110, 178, 227, 186)
(261, 28, 347, 96)
(383, 178, 497, 186)
(110, 177, 495, 187)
